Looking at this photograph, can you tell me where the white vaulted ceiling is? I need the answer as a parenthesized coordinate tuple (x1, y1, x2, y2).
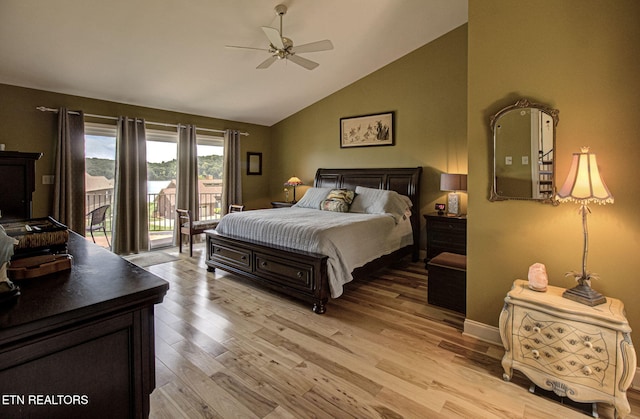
(0, 0, 467, 126)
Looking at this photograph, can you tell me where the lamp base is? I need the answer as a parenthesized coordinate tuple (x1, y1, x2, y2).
(447, 192, 460, 216)
(562, 283, 606, 306)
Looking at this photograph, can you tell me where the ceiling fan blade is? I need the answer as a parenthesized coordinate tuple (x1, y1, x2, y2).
(261, 26, 284, 50)
(288, 54, 319, 70)
(291, 40, 334, 54)
(256, 55, 278, 69)
(225, 45, 269, 52)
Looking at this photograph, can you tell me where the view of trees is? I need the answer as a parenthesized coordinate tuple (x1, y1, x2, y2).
(195, 155, 224, 179)
(148, 160, 177, 181)
(86, 155, 224, 180)
(86, 158, 115, 179)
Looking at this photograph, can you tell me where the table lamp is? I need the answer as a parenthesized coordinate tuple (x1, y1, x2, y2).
(440, 173, 467, 216)
(284, 176, 303, 203)
(556, 147, 613, 306)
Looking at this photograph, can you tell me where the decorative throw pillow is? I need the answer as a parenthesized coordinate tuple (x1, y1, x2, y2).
(326, 189, 356, 204)
(319, 189, 356, 212)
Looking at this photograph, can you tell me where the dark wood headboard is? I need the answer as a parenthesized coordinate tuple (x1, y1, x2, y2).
(314, 167, 423, 260)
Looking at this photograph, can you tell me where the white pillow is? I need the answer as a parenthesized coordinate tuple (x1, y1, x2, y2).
(292, 187, 332, 209)
(350, 186, 412, 223)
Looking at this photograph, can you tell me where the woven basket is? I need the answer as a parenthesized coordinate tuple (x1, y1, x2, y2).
(1, 217, 69, 252)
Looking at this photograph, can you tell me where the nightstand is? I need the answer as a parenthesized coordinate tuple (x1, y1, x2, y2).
(271, 201, 294, 208)
(500, 280, 636, 418)
(424, 213, 466, 266)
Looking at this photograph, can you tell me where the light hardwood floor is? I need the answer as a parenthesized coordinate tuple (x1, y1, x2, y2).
(145, 244, 640, 419)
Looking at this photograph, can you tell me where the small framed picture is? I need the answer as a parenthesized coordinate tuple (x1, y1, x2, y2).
(340, 111, 394, 148)
(246, 152, 262, 175)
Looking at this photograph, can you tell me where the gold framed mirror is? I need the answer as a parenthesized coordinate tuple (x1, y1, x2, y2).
(490, 99, 559, 204)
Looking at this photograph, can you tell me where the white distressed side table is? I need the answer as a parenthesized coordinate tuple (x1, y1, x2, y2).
(499, 279, 636, 418)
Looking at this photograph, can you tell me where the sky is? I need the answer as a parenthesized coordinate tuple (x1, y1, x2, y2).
(85, 135, 222, 163)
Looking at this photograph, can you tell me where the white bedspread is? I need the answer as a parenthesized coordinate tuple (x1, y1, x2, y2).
(214, 207, 413, 298)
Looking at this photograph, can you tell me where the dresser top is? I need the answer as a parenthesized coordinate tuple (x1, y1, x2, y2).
(0, 150, 43, 160)
(424, 212, 466, 220)
(507, 279, 630, 332)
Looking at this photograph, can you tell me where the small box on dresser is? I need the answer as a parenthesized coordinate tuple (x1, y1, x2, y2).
(499, 280, 636, 418)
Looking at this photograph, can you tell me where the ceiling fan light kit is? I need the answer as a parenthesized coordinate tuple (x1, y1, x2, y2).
(226, 4, 333, 70)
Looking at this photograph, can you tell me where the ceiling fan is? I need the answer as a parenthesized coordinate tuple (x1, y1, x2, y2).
(226, 4, 333, 70)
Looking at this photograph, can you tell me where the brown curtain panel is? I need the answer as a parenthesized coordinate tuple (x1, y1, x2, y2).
(173, 124, 198, 244)
(111, 117, 148, 254)
(53, 108, 86, 233)
(222, 129, 242, 214)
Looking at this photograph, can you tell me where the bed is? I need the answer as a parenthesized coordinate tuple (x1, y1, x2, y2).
(205, 167, 422, 313)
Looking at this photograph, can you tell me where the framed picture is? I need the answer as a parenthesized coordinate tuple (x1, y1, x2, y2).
(340, 111, 394, 148)
(246, 152, 262, 175)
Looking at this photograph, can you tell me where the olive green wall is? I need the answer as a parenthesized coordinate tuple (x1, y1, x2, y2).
(271, 25, 468, 242)
(0, 83, 272, 216)
(468, 0, 640, 348)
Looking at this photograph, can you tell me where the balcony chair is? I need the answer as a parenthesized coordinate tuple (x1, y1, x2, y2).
(87, 204, 110, 248)
(177, 205, 244, 257)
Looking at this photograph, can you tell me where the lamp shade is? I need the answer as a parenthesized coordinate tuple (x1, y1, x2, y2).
(284, 176, 303, 186)
(440, 173, 467, 192)
(556, 147, 613, 204)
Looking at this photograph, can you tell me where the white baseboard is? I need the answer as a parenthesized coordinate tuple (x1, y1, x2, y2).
(462, 318, 501, 346)
(462, 319, 640, 391)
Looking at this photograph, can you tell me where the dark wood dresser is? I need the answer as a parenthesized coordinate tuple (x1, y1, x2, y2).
(0, 151, 42, 221)
(424, 213, 467, 264)
(0, 232, 169, 418)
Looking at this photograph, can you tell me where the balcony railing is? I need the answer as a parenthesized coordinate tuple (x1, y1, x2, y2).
(85, 192, 221, 248)
(147, 192, 221, 231)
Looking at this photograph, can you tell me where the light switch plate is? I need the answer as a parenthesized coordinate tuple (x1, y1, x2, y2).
(42, 175, 55, 184)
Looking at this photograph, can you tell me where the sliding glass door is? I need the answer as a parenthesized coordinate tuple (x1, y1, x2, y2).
(195, 136, 224, 222)
(146, 136, 177, 249)
(85, 123, 116, 248)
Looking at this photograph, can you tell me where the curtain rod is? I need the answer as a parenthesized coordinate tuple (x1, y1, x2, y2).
(36, 106, 249, 136)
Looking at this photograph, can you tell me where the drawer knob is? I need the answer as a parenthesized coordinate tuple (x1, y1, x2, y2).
(585, 341, 593, 349)
(582, 366, 592, 376)
(241, 255, 247, 260)
(296, 271, 303, 278)
(260, 261, 267, 267)
(532, 349, 540, 359)
(533, 326, 541, 334)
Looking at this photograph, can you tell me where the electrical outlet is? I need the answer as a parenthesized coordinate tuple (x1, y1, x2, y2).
(42, 175, 55, 185)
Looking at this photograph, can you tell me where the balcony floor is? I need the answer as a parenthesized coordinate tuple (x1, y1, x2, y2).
(84, 230, 175, 251)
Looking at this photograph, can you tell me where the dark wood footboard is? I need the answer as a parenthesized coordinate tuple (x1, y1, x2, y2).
(206, 231, 415, 313)
(206, 231, 330, 313)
